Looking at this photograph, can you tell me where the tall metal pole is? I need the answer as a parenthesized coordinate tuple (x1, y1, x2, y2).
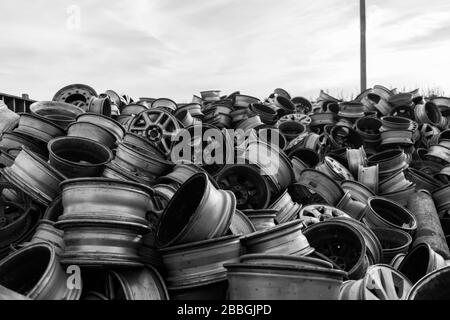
(360, 0, 367, 91)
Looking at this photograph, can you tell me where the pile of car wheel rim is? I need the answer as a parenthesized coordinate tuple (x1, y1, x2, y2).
(1, 84, 450, 300)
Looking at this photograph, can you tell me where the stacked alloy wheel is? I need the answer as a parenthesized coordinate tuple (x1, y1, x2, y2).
(1, 84, 450, 300)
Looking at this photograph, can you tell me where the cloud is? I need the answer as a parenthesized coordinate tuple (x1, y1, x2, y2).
(365, 0, 450, 93)
(0, 0, 449, 102)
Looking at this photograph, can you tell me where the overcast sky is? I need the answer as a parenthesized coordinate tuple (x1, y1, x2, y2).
(1, 0, 450, 102)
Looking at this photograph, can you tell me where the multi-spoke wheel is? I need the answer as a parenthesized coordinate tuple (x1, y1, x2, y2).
(128, 109, 181, 156)
(299, 204, 350, 227)
(363, 265, 412, 300)
(216, 165, 271, 210)
(304, 220, 368, 279)
(317, 156, 354, 181)
(340, 265, 412, 300)
(278, 113, 312, 127)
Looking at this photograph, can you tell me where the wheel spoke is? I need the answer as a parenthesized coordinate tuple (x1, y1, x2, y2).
(162, 130, 176, 139)
(311, 208, 322, 218)
(220, 178, 231, 188)
(105, 273, 115, 300)
(190, 136, 203, 149)
(161, 139, 170, 154)
(162, 116, 173, 128)
(363, 266, 412, 300)
(129, 123, 150, 131)
(228, 175, 239, 185)
(366, 270, 388, 300)
(380, 267, 397, 299)
(142, 111, 153, 124)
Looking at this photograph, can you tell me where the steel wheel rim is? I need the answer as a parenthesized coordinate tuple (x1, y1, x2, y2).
(53, 84, 98, 107)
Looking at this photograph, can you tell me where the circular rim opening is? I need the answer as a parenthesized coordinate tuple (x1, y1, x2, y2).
(48, 137, 113, 167)
(368, 197, 416, 230)
(356, 117, 382, 133)
(399, 244, 431, 284)
(276, 96, 295, 111)
(425, 102, 441, 124)
(279, 122, 306, 137)
(382, 116, 411, 125)
(303, 222, 365, 274)
(368, 149, 402, 163)
(372, 228, 412, 251)
(157, 173, 208, 247)
(0, 245, 52, 296)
